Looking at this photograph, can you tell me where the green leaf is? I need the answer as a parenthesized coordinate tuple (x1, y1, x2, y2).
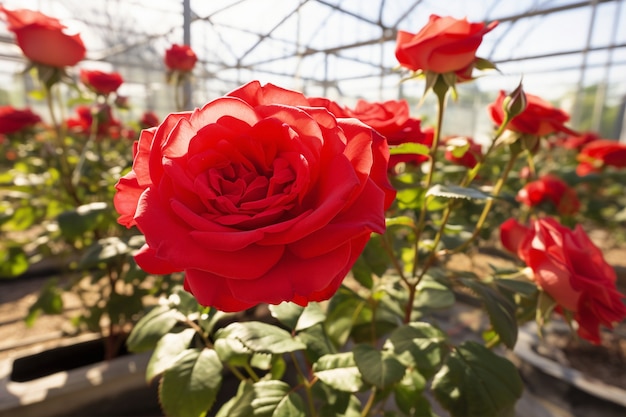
(432, 342, 523, 417)
(425, 184, 490, 201)
(298, 323, 337, 362)
(107, 291, 146, 326)
(218, 380, 304, 417)
(353, 344, 405, 389)
(462, 279, 518, 348)
(394, 370, 432, 417)
(214, 337, 252, 366)
(159, 348, 223, 417)
(352, 234, 390, 288)
(318, 394, 362, 417)
(79, 237, 131, 269)
(215, 321, 306, 354)
(0, 246, 29, 278)
(494, 278, 538, 298)
(384, 322, 448, 380)
(25, 278, 63, 326)
(216, 381, 254, 417)
(269, 302, 326, 332)
(57, 202, 108, 240)
(313, 352, 364, 392)
(146, 328, 196, 383)
(325, 286, 370, 346)
(389, 142, 430, 157)
(414, 276, 455, 311)
(273, 392, 306, 417)
(250, 380, 291, 417)
(126, 305, 184, 353)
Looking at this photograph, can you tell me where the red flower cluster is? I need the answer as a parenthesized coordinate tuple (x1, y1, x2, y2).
(501, 218, 626, 344)
(80, 69, 123, 96)
(489, 91, 576, 137)
(576, 139, 626, 176)
(443, 136, 482, 168)
(164, 44, 197, 72)
(0, 106, 41, 134)
(516, 174, 580, 216)
(67, 105, 120, 138)
(114, 81, 395, 311)
(395, 15, 498, 77)
(0, 6, 85, 67)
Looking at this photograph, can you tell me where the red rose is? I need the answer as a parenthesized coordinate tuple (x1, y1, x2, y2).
(395, 14, 498, 74)
(0, 106, 41, 134)
(164, 44, 197, 72)
(1, 6, 85, 67)
(516, 175, 580, 216)
(554, 131, 599, 151)
(313, 98, 431, 169)
(67, 105, 120, 138)
(576, 139, 626, 176)
(114, 81, 395, 312)
(489, 90, 576, 136)
(139, 111, 160, 129)
(500, 217, 626, 343)
(80, 69, 123, 95)
(443, 136, 482, 168)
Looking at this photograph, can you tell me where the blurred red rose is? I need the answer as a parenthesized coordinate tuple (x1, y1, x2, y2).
(139, 111, 160, 129)
(80, 69, 123, 95)
(443, 136, 482, 168)
(114, 81, 395, 312)
(489, 90, 576, 137)
(555, 131, 599, 151)
(395, 14, 497, 74)
(501, 217, 626, 344)
(0, 105, 41, 134)
(0, 6, 85, 67)
(576, 139, 626, 176)
(67, 105, 120, 137)
(516, 174, 580, 215)
(164, 44, 197, 72)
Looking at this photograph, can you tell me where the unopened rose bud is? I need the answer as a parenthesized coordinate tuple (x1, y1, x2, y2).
(502, 82, 527, 119)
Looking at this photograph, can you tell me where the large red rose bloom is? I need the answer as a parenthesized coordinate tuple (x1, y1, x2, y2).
(114, 81, 395, 312)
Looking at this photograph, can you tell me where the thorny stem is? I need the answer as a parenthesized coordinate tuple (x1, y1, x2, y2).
(360, 387, 377, 417)
(72, 103, 100, 186)
(290, 351, 317, 417)
(403, 85, 447, 324)
(45, 85, 81, 205)
(411, 87, 447, 279)
(243, 363, 260, 382)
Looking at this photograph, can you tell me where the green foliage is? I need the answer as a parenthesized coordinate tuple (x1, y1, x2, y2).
(432, 342, 523, 417)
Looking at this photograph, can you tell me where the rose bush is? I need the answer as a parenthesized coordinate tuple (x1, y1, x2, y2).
(516, 174, 580, 216)
(576, 139, 626, 176)
(80, 69, 124, 96)
(500, 217, 626, 343)
(0, 105, 41, 134)
(164, 43, 198, 72)
(0, 6, 85, 67)
(115, 80, 395, 311)
(489, 90, 577, 137)
(395, 14, 498, 75)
